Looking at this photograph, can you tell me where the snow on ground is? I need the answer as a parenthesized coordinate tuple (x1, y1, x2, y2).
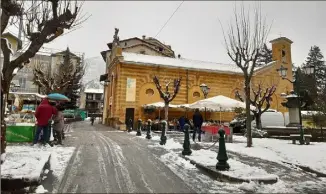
(129, 131, 137, 135)
(35, 185, 48, 193)
(225, 136, 326, 174)
(2, 146, 51, 181)
(1, 153, 6, 163)
(147, 136, 182, 150)
(1, 145, 75, 183)
(186, 149, 278, 180)
(151, 135, 160, 141)
(50, 146, 75, 179)
(158, 146, 294, 193)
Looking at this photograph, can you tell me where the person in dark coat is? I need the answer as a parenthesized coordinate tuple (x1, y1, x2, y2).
(33, 98, 57, 145)
(128, 118, 133, 132)
(178, 116, 186, 132)
(192, 108, 203, 142)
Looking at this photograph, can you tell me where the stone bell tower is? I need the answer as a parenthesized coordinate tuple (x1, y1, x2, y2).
(270, 37, 294, 93)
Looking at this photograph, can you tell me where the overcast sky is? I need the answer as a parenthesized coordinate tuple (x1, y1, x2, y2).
(31, 1, 326, 66)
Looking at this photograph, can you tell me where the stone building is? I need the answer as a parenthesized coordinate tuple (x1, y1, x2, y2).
(79, 79, 104, 114)
(1, 32, 83, 94)
(100, 34, 293, 129)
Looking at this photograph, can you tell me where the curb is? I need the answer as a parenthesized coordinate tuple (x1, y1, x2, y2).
(282, 161, 326, 177)
(181, 155, 278, 184)
(1, 153, 51, 191)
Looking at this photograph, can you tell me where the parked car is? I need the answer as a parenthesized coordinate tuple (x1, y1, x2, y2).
(252, 111, 285, 128)
(231, 109, 286, 133)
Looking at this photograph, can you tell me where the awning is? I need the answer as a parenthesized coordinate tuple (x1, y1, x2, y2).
(99, 73, 108, 82)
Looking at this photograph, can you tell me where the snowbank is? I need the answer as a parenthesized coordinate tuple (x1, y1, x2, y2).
(147, 137, 182, 150)
(1, 145, 75, 183)
(227, 136, 326, 174)
(35, 185, 48, 193)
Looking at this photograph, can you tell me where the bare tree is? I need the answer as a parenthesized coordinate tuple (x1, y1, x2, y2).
(33, 48, 85, 95)
(220, 4, 271, 147)
(153, 76, 181, 121)
(236, 84, 276, 130)
(1, 0, 88, 154)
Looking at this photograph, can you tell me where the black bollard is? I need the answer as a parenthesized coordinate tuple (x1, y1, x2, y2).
(182, 124, 192, 155)
(146, 119, 152, 139)
(136, 119, 142, 136)
(160, 120, 167, 145)
(216, 127, 230, 171)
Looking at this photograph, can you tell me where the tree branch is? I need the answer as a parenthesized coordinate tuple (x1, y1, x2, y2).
(169, 77, 181, 102)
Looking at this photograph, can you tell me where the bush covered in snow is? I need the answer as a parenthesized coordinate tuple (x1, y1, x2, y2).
(244, 127, 268, 138)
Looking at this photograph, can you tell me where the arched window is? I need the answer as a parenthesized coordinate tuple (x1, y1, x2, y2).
(193, 92, 200, 98)
(146, 88, 154, 96)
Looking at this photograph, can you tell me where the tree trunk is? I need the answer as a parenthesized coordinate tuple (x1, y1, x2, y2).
(164, 102, 169, 121)
(1, 79, 10, 155)
(256, 113, 263, 130)
(245, 83, 252, 147)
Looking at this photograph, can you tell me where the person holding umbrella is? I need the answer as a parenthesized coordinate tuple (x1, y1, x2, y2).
(33, 97, 57, 146)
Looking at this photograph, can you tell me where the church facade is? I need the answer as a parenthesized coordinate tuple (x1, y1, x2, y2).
(100, 34, 294, 129)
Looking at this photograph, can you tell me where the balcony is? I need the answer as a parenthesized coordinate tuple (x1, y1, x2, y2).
(10, 87, 39, 93)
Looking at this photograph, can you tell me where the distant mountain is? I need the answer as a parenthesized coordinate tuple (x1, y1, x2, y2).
(83, 56, 106, 84)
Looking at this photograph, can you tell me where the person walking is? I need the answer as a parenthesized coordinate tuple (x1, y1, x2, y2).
(53, 104, 65, 145)
(192, 108, 203, 142)
(33, 98, 57, 145)
(90, 116, 95, 125)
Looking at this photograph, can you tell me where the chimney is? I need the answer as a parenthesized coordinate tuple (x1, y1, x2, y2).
(142, 35, 146, 40)
(178, 54, 181, 59)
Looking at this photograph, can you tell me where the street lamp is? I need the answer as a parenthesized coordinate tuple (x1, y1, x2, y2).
(200, 83, 210, 121)
(277, 64, 315, 145)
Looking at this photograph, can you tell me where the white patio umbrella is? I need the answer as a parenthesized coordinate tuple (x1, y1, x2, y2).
(142, 102, 178, 119)
(189, 95, 255, 123)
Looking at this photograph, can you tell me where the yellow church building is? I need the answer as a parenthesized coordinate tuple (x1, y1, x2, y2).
(100, 34, 294, 129)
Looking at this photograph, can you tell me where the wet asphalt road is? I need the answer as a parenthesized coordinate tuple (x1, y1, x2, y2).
(46, 122, 195, 193)
(42, 122, 326, 194)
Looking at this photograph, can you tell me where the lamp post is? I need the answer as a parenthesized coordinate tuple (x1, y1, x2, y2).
(277, 64, 315, 145)
(200, 83, 210, 121)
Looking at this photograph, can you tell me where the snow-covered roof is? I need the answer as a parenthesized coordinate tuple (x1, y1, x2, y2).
(84, 88, 103, 94)
(285, 94, 298, 98)
(301, 111, 322, 116)
(121, 52, 275, 75)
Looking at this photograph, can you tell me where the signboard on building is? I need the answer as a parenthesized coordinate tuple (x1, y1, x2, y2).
(126, 78, 136, 102)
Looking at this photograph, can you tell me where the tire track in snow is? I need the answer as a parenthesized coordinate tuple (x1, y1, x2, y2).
(107, 132, 180, 190)
(97, 133, 136, 193)
(57, 145, 83, 193)
(92, 133, 111, 193)
(95, 133, 123, 192)
(132, 159, 155, 193)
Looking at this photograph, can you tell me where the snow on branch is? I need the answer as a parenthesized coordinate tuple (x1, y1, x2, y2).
(153, 75, 182, 104)
(1, 0, 88, 93)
